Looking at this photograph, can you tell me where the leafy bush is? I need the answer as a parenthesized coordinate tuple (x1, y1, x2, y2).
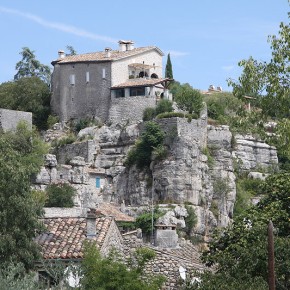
(184, 205, 197, 237)
(82, 243, 165, 290)
(156, 111, 198, 120)
(46, 114, 60, 129)
(174, 84, 204, 114)
(125, 121, 164, 168)
(135, 208, 164, 235)
(143, 107, 156, 121)
(203, 92, 244, 121)
(45, 183, 76, 207)
(155, 99, 173, 115)
(51, 133, 76, 148)
(142, 100, 173, 121)
(73, 117, 96, 133)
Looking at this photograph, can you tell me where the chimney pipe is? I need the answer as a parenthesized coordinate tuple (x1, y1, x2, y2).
(58, 50, 65, 59)
(86, 208, 97, 239)
(104, 47, 112, 58)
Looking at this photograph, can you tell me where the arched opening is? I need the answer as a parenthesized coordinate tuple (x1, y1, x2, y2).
(151, 73, 158, 79)
(139, 71, 148, 78)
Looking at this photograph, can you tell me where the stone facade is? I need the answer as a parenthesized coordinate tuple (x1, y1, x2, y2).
(109, 95, 157, 125)
(0, 108, 32, 131)
(51, 42, 164, 124)
(51, 61, 112, 122)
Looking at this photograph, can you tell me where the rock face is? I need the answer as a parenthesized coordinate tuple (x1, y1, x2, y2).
(232, 134, 278, 171)
(35, 109, 279, 240)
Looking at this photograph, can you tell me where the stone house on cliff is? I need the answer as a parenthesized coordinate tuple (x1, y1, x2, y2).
(51, 40, 172, 124)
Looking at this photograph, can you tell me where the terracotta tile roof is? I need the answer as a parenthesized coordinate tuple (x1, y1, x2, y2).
(111, 78, 169, 89)
(53, 46, 163, 64)
(35, 217, 112, 260)
(99, 203, 135, 222)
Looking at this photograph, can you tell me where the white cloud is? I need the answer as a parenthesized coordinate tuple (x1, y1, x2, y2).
(0, 6, 117, 43)
(221, 65, 234, 71)
(166, 50, 189, 57)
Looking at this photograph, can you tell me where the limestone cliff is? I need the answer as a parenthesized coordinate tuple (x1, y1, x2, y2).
(35, 110, 278, 240)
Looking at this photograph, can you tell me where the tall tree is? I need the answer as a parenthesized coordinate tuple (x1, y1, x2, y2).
(0, 77, 51, 130)
(187, 173, 290, 290)
(0, 123, 47, 270)
(14, 47, 51, 84)
(228, 12, 290, 119)
(165, 53, 173, 79)
(66, 45, 77, 56)
(81, 243, 165, 290)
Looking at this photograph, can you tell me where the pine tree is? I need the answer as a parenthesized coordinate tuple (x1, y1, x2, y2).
(165, 53, 173, 79)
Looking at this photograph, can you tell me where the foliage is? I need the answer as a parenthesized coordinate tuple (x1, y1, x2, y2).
(125, 121, 164, 168)
(14, 47, 51, 84)
(165, 53, 173, 79)
(51, 133, 76, 149)
(0, 124, 47, 270)
(184, 205, 197, 237)
(203, 92, 244, 122)
(228, 13, 290, 119)
(0, 263, 37, 290)
(81, 242, 165, 290)
(135, 208, 164, 235)
(234, 178, 260, 216)
(47, 115, 60, 129)
(143, 107, 156, 121)
(174, 83, 204, 115)
(66, 45, 77, 56)
(72, 117, 97, 133)
(156, 111, 198, 120)
(45, 183, 76, 208)
(201, 147, 214, 168)
(155, 99, 173, 115)
(142, 100, 173, 121)
(269, 118, 290, 161)
(197, 172, 290, 289)
(212, 177, 231, 197)
(0, 76, 51, 130)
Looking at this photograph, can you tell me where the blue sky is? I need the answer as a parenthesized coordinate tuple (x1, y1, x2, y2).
(0, 0, 288, 91)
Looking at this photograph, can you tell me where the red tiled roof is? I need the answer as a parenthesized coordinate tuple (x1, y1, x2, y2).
(111, 78, 170, 89)
(53, 46, 163, 64)
(35, 217, 112, 260)
(99, 203, 135, 222)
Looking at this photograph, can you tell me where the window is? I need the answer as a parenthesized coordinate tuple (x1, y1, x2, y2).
(130, 87, 145, 97)
(96, 177, 101, 188)
(115, 89, 125, 98)
(102, 68, 106, 79)
(69, 74, 75, 85)
(86, 72, 90, 83)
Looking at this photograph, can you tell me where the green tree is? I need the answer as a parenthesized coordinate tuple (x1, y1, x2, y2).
(192, 173, 290, 290)
(165, 53, 173, 79)
(228, 12, 290, 119)
(81, 243, 165, 290)
(0, 77, 51, 130)
(125, 121, 165, 168)
(45, 183, 76, 208)
(0, 123, 48, 270)
(14, 47, 51, 84)
(66, 45, 77, 56)
(174, 84, 204, 114)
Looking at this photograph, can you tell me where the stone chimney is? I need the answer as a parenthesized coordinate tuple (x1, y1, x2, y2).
(58, 50, 65, 59)
(104, 47, 112, 58)
(86, 208, 97, 239)
(118, 40, 134, 51)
